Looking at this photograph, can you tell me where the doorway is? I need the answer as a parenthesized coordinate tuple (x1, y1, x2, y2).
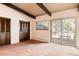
(0, 17, 10, 46)
(51, 17, 76, 47)
(19, 21, 30, 42)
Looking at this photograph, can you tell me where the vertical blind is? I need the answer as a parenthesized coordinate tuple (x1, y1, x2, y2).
(20, 21, 28, 32)
(0, 19, 10, 32)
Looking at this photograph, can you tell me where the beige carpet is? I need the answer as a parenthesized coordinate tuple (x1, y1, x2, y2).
(0, 40, 79, 56)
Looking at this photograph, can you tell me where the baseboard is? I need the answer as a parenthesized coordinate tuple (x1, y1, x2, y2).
(30, 39, 48, 43)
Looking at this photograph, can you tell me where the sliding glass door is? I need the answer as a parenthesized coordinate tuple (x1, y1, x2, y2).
(62, 18, 76, 47)
(52, 18, 76, 47)
(52, 20, 62, 44)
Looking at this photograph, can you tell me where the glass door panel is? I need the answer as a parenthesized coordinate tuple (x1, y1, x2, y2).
(62, 18, 76, 47)
(52, 20, 62, 44)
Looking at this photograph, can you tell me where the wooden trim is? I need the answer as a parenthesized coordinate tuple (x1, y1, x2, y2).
(36, 3, 51, 16)
(2, 3, 36, 19)
(30, 39, 48, 43)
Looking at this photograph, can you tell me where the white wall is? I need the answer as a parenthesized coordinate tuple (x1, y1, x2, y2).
(31, 8, 79, 48)
(0, 4, 33, 44)
(31, 15, 51, 42)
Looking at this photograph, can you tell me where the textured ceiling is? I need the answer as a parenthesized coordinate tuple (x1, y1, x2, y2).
(13, 3, 78, 16)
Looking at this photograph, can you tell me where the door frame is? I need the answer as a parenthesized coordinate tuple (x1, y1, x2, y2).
(50, 17, 77, 47)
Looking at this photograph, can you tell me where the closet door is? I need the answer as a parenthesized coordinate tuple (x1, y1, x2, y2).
(26, 22, 30, 40)
(0, 19, 6, 45)
(6, 19, 10, 44)
(20, 22, 23, 41)
(22, 22, 27, 40)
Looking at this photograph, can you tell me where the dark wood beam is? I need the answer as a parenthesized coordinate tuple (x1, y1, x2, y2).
(2, 3, 36, 19)
(36, 3, 51, 16)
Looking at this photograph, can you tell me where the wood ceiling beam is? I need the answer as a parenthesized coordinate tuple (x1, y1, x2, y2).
(36, 3, 51, 16)
(2, 3, 36, 19)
